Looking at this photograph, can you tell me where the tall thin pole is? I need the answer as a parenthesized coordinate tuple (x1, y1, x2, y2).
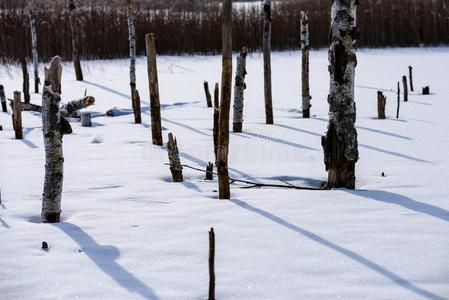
(263, 0, 273, 124)
(300, 11, 311, 118)
(28, 10, 40, 93)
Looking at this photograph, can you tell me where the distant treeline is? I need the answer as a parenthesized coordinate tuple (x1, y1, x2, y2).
(1, 0, 448, 62)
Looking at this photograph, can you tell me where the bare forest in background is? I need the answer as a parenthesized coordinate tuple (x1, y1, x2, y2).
(1, 0, 448, 62)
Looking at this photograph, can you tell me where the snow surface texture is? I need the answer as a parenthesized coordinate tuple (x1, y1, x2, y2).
(1, 48, 449, 299)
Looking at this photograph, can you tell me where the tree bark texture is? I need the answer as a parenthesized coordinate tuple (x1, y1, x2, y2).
(128, 0, 140, 123)
(218, 0, 232, 199)
(204, 81, 213, 108)
(41, 56, 70, 223)
(167, 133, 183, 182)
(402, 75, 408, 102)
(321, 0, 359, 189)
(213, 82, 219, 166)
(22, 57, 30, 104)
(263, 0, 273, 124)
(69, 0, 83, 81)
(377, 91, 386, 119)
(28, 10, 40, 93)
(232, 47, 248, 133)
(12, 91, 23, 139)
(1, 85, 7, 112)
(60, 96, 95, 118)
(146, 33, 163, 146)
(300, 11, 311, 118)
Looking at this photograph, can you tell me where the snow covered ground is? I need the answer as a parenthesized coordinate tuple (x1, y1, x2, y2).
(1, 48, 449, 299)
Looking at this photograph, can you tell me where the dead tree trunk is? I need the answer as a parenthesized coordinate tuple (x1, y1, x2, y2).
(28, 11, 40, 93)
(69, 0, 83, 81)
(132, 89, 142, 124)
(205, 162, 214, 180)
(12, 91, 23, 139)
(218, 0, 232, 199)
(300, 11, 311, 118)
(42, 56, 71, 223)
(263, 0, 273, 124)
(146, 33, 163, 145)
(60, 96, 95, 118)
(1, 85, 7, 112)
(22, 57, 30, 104)
(204, 81, 213, 108)
(321, 0, 359, 190)
(208, 227, 215, 300)
(402, 76, 408, 102)
(232, 47, 248, 133)
(127, 0, 140, 123)
(377, 91, 386, 119)
(396, 82, 400, 119)
(213, 82, 219, 165)
(167, 133, 183, 182)
(408, 66, 414, 92)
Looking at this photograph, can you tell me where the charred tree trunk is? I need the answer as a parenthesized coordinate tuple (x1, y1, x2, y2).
(22, 57, 30, 104)
(321, 0, 359, 190)
(28, 11, 40, 93)
(69, 0, 83, 81)
(146, 33, 163, 146)
(408, 66, 414, 92)
(263, 0, 273, 124)
(217, 0, 233, 199)
(402, 76, 408, 102)
(232, 47, 248, 133)
(377, 91, 386, 119)
(300, 11, 311, 118)
(213, 82, 219, 165)
(12, 91, 23, 139)
(204, 81, 213, 108)
(42, 56, 72, 223)
(1, 85, 7, 112)
(128, 0, 140, 123)
(167, 133, 183, 182)
(396, 82, 400, 119)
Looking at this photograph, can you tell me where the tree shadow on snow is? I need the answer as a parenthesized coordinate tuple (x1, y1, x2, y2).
(54, 222, 159, 300)
(230, 199, 445, 300)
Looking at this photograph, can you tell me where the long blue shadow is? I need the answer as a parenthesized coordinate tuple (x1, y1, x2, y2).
(230, 199, 445, 300)
(83, 81, 131, 100)
(0, 216, 10, 228)
(240, 132, 318, 151)
(346, 190, 449, 223)
(54, 222, 159, 300)
(162, 118, 210, 137)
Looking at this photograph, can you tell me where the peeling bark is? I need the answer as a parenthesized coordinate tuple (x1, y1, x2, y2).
(28, 10, 40, 93)
(232, 47, 247, 133)
(263, 0, 273, 124)
(300, 11, 311, 118)
(322, 0, 359, 189)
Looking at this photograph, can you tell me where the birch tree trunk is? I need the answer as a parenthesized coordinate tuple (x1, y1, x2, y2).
(41, 56, 70, 223)
(60, 96, 95, 118)
(69, 0, 83, 81)
(300, 11, 311, 118)
(232, 47, 247, 133)
(263, 0, 273, 124)
(218, 0, 232, 199)
(321, 0, 359, 189)
(28, 10, 40, 93)
(128, 0, 141, 124)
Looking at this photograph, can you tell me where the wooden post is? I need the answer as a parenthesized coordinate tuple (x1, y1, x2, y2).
(22, 57, 30, 104)
(127, 0, 140, 123)
(208, 227, 215, 300)
(300, 11, 311, 118)
(422, 86, 430, 95)
(232, 47, 248, 133)
(205, 162, 214, 180)
(81, 113, 92, 127)
(42, 56, 71, 223)
(402, 76, 408, 102)
(69, 0, 83, 81)
(408, 66, 414, 92)
(321, 0, 359, 189)
(28, 10, 40, 93)
(213, 82, 219, 165)
(0, 85, 7, 112)
(204, 81, 213, 108)
(146, 33, 163, 146)
(167, 133, 183, 182)
(132, 89, 142, 124)
(12, 91, 23, 139)
(263, 0, 273, 124)
(377, 91, 386, 119)
(396, 82, 400, 119)
(218, 0, 232, 199)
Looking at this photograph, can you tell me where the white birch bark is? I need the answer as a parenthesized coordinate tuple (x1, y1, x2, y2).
(28, 10, 40, 93)
(300, 11, 311, 117)
(128, 0, 136, 88)
(232, 47, 248, 133)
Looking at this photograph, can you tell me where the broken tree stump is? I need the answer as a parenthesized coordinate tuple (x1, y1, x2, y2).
(205, 162, 214, 180)
(167, 133, 183, 182)
(28, 10, 40, 93)
(422, 86, 430, 95)
(408, 66, 414, 92)
(397, 82, 400, 119)
(69, 0, 84, 81)
(208, 227, 215, 300)
(263, 0, 274, 124)
(132, 89, 142, 124)
(60, 96, 95, 117)
(377, 91, 386, 119)
(204, 81, 213, 108)
(81, 112, 92, 127)
(12, 91, 23, 139)
(402, 76, 408, 102)
(300, 11, 311, 118)
(232, 47, 248, 133)
(146, 33, 163, 146)
(0, 85, 6, 112)
(22, 57, 30, 104)
(213, 82, 219, 165)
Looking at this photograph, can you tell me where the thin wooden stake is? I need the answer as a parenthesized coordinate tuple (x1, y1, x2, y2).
(396, 82, 400, 119)
(204, 81, 213, 108)
(0, 85, 7, 112)
(213, 83, 219, 165)
(377, 91, 386, 119)
(167, 133, 183, 182)
(12, 91, 23, 139)
(402, 76, 408, 102)
(263, 0, 273, 124)
(22, 57, 30, 104)
(208, 227, 215, 300)
(146, 33, 163, 145)
(408, 66, 414, 92)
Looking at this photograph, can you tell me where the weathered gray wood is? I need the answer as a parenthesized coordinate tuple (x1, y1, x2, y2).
(397, 82, 400, 119)
(402, 76, 408, 102)
(146, 33, 163, 145)
(213, 82, 219, 165)
(300, 11, 311, 118)
(127, 0, 139, 123)
(204, 81, 213, 108)
(218, 0, 232, 199)
(22, 57, 30, 104)
(232, 47, 248, 133)
(12, 91, 23, 139)
(132, 89, 142, 124)
(60, 96, 95, 118)
(408, 66, 414, 92)
(69, 0, 83, 81)
(377, 91, 386, 119)
(81, 112, 92, 127)
(42, 56, 70, 223)
(0, 85, 7, 112)
(28, 10, 40, 93)
(167, 133, 183, 182)
(321, 0, 359, 189)
(263, 0, 273, 124)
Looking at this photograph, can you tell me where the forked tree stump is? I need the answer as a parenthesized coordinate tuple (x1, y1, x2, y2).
(12, 91, 23, 139)
(204, 81, 213, 108)
(205, 162, 214, 180)
(167, 133, 183, 182)
(377, 91, 386, 119)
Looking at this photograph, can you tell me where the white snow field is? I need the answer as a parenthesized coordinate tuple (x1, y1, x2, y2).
(1, 48, 449, 300)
